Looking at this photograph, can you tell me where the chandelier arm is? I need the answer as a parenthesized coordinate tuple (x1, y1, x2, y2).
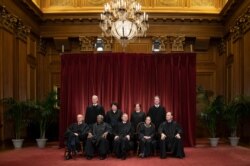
(100, 0, 148, 47)
(114, 23, 121, 39)
(128, 22, 134, 39)
(122, 25, 125, 38)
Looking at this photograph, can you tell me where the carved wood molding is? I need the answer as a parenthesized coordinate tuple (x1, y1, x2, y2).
(27, 54, 37, 68)
(41, 13, 222, 25)
(171, 36, 185, 52)
(229, 6, 250, 41)
(38, 38, 47, 56)
(0, 5, 31, 39)
(79, 36, 95, 52)
(226, 53, 234, 65)
(152, 35, 185, 52)
(78, 36, 113, 52)
(217, 38, 226, 56)
(101, 37, 113, 52)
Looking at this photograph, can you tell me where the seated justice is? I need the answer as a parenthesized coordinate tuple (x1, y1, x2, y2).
(64, 95, 185, 160)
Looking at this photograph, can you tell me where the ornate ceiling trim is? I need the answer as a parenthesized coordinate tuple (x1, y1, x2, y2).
(220, 0, 238, 18)
(16, 0, 229, 25)
(40, 7, 222, 14)
(13, 0, 43, 21)
(0, 5, 31, 39)
(29, 0, 227, 14)
(39, 12, 222, 26)
(7, 0, 243, 27)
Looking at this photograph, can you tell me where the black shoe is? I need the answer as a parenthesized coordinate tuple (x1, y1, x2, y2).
(139, 153, 145, 158)
(86, 156, 92, 160)
(65, 151, 73, 160)
(72, 151, 77, 156)
(121, 156, 126, 160)
(160, 156, 167, 159)
(65, 154, 72, 160)
(99, 155, 106, 160)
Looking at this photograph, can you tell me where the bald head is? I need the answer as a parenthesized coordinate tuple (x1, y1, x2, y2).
(77, 114, 84, 123)
(92, 95, 98, 104)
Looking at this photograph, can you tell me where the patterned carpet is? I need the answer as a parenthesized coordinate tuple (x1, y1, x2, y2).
(0, 145, 250, 166)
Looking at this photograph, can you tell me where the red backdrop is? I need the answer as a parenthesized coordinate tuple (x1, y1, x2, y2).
(59, 53, 196, 147)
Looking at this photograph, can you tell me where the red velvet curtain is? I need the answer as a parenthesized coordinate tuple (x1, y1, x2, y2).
(59, 53, 196, 147)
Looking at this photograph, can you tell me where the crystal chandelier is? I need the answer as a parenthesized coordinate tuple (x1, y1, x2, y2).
(100, 0, 149, 47)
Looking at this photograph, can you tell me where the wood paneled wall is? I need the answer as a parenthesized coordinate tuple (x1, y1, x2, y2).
(224, 1, 250, 100)
(0, 4, 40, 140)
(224, 2, 250, 139)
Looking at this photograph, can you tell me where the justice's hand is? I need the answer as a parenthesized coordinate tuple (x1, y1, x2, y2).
(102, 132, 108, 138)
(144, 136, 151, 139)
(87, 133, 93, 138)
(74, 133, 79, 136)
(114, 136, 119, 140)
(126, 135, 130, 140)
(175, 133, 181, 139)
(161, 133, 166, 140)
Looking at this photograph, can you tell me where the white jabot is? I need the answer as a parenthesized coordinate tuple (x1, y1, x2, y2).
(93, 104, 98, 106)
(154, 104, 160, 108)
(167, 120, 173, 123)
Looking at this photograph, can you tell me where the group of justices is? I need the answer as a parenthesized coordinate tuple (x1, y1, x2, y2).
(64, 95, 185, 160)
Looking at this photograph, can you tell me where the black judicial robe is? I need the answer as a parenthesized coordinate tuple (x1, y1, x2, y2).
(138, 123, 155, 140)
(65, 122, 90, 139)
(113, 122, 133, 158)
(64, 122, 89, 152)
(85, 105, 105, 126)
(158, 121, 185, 158)
(147, 105, 166, 130)
(92, 122, 112, 143)
(105, 109, 122, 129)
(138, 123, 156, 156)
(114, 122, 133, 138)
(130, 111, 146, 131)
(85, 122, 112, 157)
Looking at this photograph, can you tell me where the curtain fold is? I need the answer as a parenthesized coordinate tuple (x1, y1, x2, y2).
(59, 53, 196, 147)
